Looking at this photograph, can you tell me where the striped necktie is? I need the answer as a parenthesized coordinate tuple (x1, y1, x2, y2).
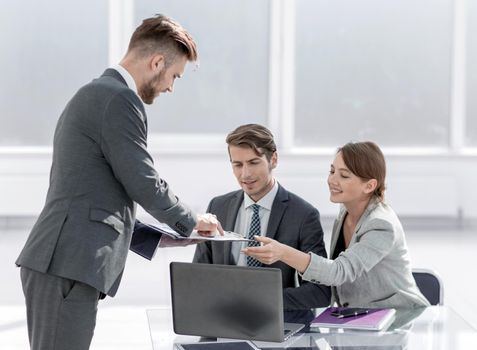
(247, 204, 262, 267)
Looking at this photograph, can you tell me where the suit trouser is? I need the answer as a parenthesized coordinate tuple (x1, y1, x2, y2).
(20, 267, 100, 350)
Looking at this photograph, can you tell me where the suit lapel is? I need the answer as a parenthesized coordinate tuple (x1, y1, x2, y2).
(223, 192, 243, 264)
(330, 207, 346, 257)
(330, 199, 379, 255)
(353, 198, 379, 236)
(266, 185, 289, 240)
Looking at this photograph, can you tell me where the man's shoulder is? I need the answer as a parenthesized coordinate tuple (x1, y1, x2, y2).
(278, 186, 317, 212)
(210, 189, 242, 204)
(82, 70, 141, 105)
(76, 76, 144, 123)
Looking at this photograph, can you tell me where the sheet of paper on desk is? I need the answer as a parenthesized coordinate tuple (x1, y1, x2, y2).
(315, 338, 332, 350)
(248, 332, 306, 348)
(175, 341, 260, 350)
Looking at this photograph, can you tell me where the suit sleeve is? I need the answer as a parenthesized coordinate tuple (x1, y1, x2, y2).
(101, 91, 196, 236)
(302, 218, 394, 286)
(283, 207, 332, 309)
(192, 199, 214, 263)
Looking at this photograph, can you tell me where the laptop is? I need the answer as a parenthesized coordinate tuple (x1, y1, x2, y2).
(170, 262, 304, 342)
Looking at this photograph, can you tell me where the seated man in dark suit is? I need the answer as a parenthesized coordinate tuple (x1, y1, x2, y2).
(193, 124, 331, 309)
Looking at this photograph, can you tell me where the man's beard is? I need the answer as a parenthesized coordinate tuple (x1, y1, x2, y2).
(138, 70, 163, 105)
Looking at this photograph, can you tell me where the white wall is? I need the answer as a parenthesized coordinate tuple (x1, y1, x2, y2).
(1, 0, 476, 222)
(1, 151, 476, 221)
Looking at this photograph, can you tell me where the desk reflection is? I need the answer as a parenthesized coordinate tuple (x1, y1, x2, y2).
(147, 306, 477, 350)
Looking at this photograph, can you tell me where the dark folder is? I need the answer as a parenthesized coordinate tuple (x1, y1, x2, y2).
(129, 220, 163, 260)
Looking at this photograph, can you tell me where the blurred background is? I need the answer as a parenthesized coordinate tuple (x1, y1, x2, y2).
(1, 0, 476, 348)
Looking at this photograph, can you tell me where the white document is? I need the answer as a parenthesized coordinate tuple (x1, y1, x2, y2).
(188, 230, 252, 241)
(143, 221, 251, 242)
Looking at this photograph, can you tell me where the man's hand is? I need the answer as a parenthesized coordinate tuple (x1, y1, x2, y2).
(195, 213, 224, 236)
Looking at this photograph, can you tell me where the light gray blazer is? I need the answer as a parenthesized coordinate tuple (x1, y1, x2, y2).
(302, 198, 429, 308)
(16, 69, 196, 296)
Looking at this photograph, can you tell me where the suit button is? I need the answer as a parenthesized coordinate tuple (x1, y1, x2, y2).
(175, 222, 187, 233)
(343, 302, 349, 307)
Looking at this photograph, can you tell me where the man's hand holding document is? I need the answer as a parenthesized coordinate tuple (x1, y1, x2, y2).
(130, 215, 252, 260)
(194, 213, 224, 237)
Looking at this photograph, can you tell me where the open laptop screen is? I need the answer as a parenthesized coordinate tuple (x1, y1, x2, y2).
(170, 262, 287, 342)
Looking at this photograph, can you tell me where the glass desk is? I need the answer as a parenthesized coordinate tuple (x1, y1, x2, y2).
(147, 306, 477, 349)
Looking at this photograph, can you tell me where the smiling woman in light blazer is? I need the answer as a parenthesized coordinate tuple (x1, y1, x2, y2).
(243, 141, 429, 309)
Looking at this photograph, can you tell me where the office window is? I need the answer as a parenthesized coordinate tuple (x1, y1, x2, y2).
(0, 1, 108, 146)
(293, 0, 453, 148)
(466, 0, 477, 147)
(134, 0, 270, 134)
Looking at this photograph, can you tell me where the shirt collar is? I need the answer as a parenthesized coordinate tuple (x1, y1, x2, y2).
(243, 179, 278, 211)
(112, 64, 138, 95)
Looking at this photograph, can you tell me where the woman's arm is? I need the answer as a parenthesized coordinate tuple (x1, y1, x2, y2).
(242, 236, 311, 273)
(302, 218, 395, 286)
(244, 216, 397, 287)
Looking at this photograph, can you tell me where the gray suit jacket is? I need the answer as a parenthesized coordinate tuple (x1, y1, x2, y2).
(16, 69, 196, 296)
(193, 185, 331, 309)
(302, 198, 430, 308)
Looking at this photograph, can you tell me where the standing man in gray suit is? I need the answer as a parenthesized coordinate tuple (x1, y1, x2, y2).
(193, 124, 331, 309)
(16, 15, 221, 350)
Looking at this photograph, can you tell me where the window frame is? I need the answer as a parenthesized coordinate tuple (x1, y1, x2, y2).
(1, 0, 476, 157)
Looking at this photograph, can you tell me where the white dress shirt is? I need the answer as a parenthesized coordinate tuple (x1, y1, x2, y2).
(231, 180, 279, 266)
(112, 64, 138, 96)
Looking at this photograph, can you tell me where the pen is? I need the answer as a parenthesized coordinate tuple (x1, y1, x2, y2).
(337, 309, 369, 318)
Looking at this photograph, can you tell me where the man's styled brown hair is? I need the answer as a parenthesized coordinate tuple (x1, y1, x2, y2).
(338, 141, 387, 201)
(128, 14, 198, 65)
(226, 124, 277, 161)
